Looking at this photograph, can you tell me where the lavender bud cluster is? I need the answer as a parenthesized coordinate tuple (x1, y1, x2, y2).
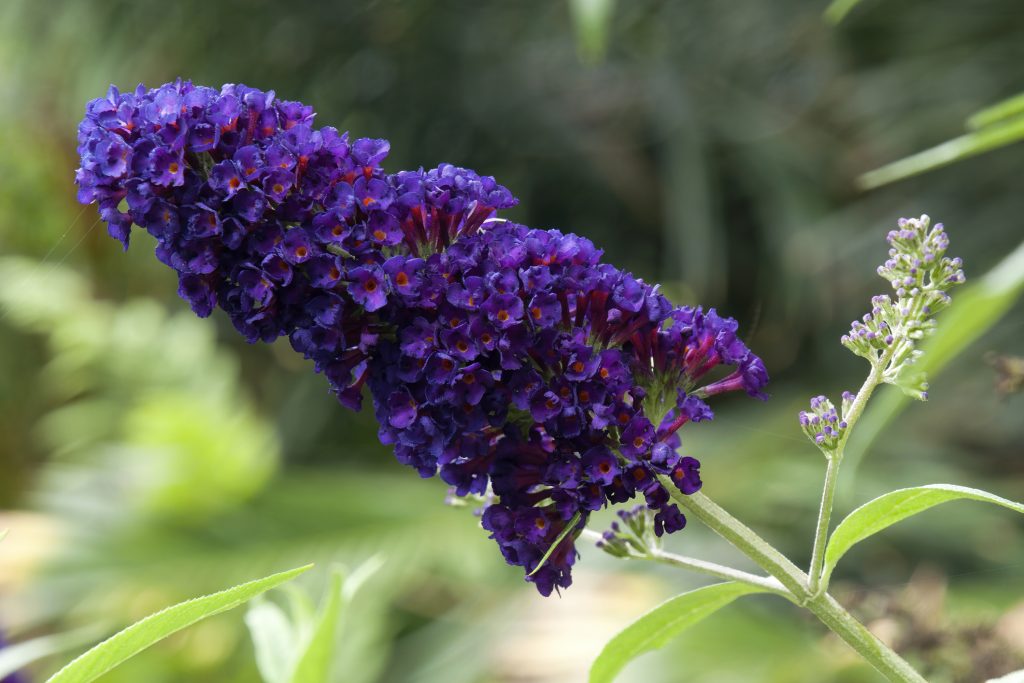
(76, 81, 768, 595)
(800, 217, 963, 450)
(595, 505, 661, 559)
(841, 215, 964, 400)
(798, 394, 848, 452)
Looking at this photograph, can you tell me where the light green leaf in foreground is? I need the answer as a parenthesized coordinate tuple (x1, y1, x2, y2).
(589, 582, 770, 683)
(46, 564, 312, 683)
(0, 625, 107, 680)
(246, 598, 298, 683)
(287, 570, 344, 683)
(823, 485, 1024, 587)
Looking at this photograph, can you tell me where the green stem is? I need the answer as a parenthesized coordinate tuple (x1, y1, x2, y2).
(659, 484, 808, 597)
(807, 345, 896, 595)
(805, 593, 927, 683)
(649, 549, 791, 598)
(807, 453, 843, 596)
(836, 345, 896, 454)
(579, 529, 786, 595)
(661, 481, 927, 683)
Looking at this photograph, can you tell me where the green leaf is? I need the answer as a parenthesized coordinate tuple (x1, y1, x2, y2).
(45, 564, 312, 683)
(589, 582, 770, 683)
(858, 115, 1024, 189)
(287, 569, 343, 683)
(822, 485, 1024, 587)
(342, 555, 384, 602)
(824, 0, 867, 25)
(245, 598, 297, 683)
(0, 529, 7, 543)
(0, 625, 106, 680)
(528, 511, 581, 576)
(842, 240, 1024, 494)
(968, 92, 1024, 130)
(568, 0, 616, 64)
(282, 583, 318, 626)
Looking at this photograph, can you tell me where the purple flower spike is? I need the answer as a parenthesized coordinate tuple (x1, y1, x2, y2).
(77, 80, 769, 597)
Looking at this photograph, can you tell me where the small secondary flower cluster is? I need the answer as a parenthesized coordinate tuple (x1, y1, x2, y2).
(798, 393, 850, 451)
(800, 215, 964, 452)
(76, 81, 768, 595)
(595, 505, 661, 559)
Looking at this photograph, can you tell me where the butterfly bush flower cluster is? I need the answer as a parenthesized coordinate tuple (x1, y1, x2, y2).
(76, 81, 768, 595)
(799, 215, 965, 452)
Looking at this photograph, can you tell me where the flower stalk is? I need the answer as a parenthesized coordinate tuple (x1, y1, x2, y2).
(580, 527, 789, 597)
(807, 342, 894, 596)
(661, 484, 927, 683)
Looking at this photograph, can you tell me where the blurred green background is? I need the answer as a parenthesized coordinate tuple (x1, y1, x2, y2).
(1, 1, 1023, 681)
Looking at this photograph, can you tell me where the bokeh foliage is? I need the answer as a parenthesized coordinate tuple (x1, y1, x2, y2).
(1, 1, 1022, 681)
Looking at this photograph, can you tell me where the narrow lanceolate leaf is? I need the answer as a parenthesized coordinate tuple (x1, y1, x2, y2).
(822, 485, 1024, 586)
(968, 92, 1024, 130)
(246, 598, 298, 683)
(589, 583, 770, 683)
(287, 570, 344, 683)
(858, 115, 1024, 189)
(46, 564, 312, 683)
(824, 0, 867, 25)
(568, 0, 616, 64)
(0, 625, 107, 680)
(0, 529, 7, 543)
(528, 511, 581, 576)
(342, 555, 384, 602)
